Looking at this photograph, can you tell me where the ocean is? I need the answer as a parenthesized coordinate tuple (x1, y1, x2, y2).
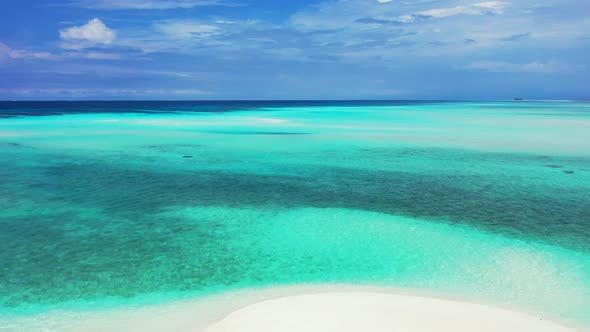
(1, 101, 589, 329)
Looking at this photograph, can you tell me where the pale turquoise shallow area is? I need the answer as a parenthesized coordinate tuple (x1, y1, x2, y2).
(1, 101, 590, 327)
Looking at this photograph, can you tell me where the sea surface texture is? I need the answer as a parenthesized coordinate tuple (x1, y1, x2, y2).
(1, 101, 589, 328)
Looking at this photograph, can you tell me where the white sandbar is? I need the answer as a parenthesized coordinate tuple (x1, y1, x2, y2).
(204, 291, 573, 332)
(2, 285, 578, 331)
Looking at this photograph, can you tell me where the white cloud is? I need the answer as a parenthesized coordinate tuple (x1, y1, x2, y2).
(154, 21, 221, 39)
(465, 60, 567, 73)
(388, 1, 506, 22)
(82, 52, 122, 59)
(69, 0, 224, 10)
(284, 0, 590, 65)
(474, 2, 506, 10)
(0, 42, 57, 60)
(291, 0, 508, 31)
(1, 42, 124, 62)
(420, 2, 506, 18)
(60, 18, 116, 48)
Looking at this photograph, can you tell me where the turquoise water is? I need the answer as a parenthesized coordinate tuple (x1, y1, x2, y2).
(1, 101, 590, 327)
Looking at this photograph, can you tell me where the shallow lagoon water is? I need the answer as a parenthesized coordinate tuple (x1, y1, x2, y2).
(0, 101, 589, 329)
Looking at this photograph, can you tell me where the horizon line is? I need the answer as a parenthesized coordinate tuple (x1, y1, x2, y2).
(0, 99, 587, 103)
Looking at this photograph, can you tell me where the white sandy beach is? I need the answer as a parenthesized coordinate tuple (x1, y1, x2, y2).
(204, 292, 573, 332)
(2, 285, 578, 332)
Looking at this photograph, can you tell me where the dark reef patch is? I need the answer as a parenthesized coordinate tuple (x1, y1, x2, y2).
(0, 142, 22, 147)
(544, 165, 564, 169)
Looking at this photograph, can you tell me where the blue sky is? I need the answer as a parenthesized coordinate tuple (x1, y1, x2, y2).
(0, 0, 588, 100)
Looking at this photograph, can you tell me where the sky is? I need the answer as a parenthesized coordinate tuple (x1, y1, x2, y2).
(0, 0, 588, 100)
